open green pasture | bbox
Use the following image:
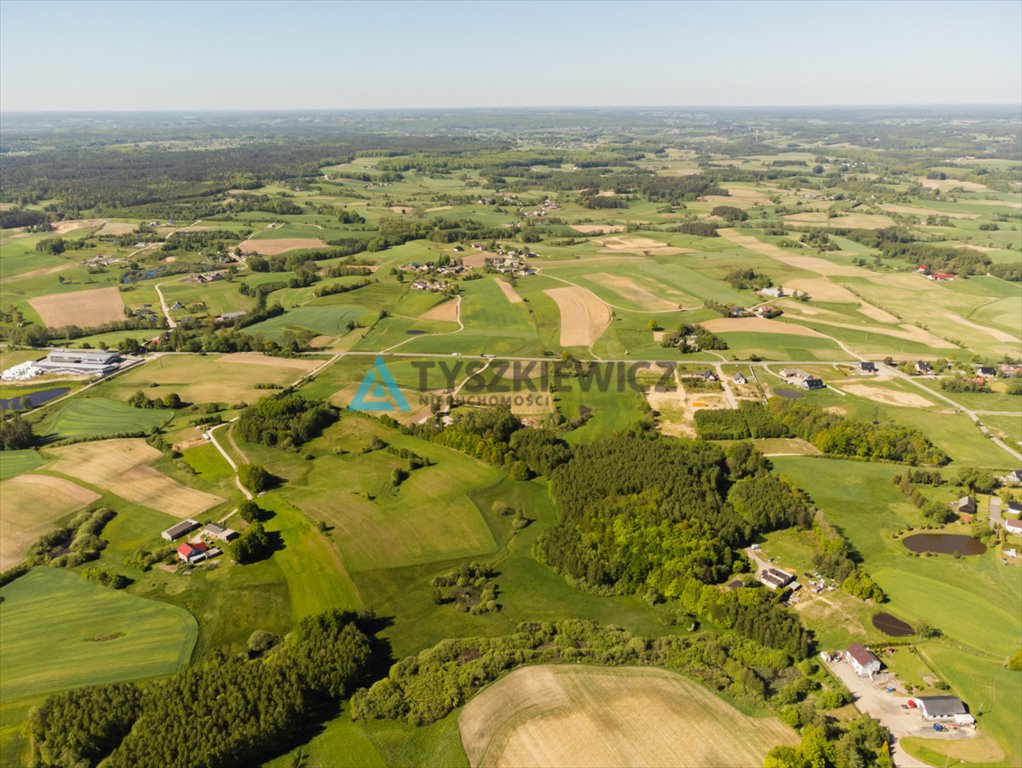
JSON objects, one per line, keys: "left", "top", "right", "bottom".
{"left": 32, "top": 395, "right": 170, "bottom": 443}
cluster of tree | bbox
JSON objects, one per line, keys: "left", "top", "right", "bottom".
{"left": 35, "top": 237, "right": 67, "bottom": 254}
{"left": 161, "top": 229, "right": 241, "bottom": 252}
{"left": 765, "top": 714, "right": 892, "bottom": 768}
{"left": 430, "top": 561, "right": 500, "bottom": 614}
{"left": 124, "top": 543, "right": 176, "bottom": 571}
{"left": 839, "top": 227, "right": 992, "bottom": 275}
{"left": 351, "top": 618, "right": 808, "bottom": 727}
{"left": 583, "top": 194, "right": 628, "bottom": 209}
{"left": 694, "top": 402, "right": 790, "bottom": 441}
{"left": 507, "top": 428, "right": 572, "bottom": 476}
{"left": 82, "top": 567, "right": 131, "bottom": 589}
{"left": 127, "top": 389, "right": 183, "bottom": 409}
{"left": 939, "top": 376, "right": 991, "bottom": 393}
{"left": 312, "top": 278, "right": 372, "bottom": 299}
{"left": 238, "top": 463, "right": 274, "bottom": 494}
{"left": 29, "top": 610, "right": 376, "bottom": 768}
{"left": 660, "top": 323, "right": 728, "bottom": 352}
{"left": 711, "top": 205, "right": 748, "bottom": 221}
{"left": 230, "top": 522, "right": 277, "bottom": 565}
{"left": 238, "top": 498, "right": 273, "bottom": 523}
{"left": 893, "top": 472, "right": 956, "bottom": 524}
{"left": 23, "top": 508, "right": 116, "bottom": 570}
{"left": 0, "top": 413, "right": 34, "bottom": 450}
{"left": 415, "top": 406, "right": 523, "bottom": 469}
{"left": 235, "top": 393, "right": 339, "bottom": 449}
{"left": 226, "top": 195, "right": 303, "bottom": 215}
{"left": 725, "top": 268, "right": 773, "bottom": 291}
{"left": 799, "top": 229, "right": 839, "bottom": 251}
{"left": 989, "top": 262, "right": 1022, "bottom": 281}
{"left": 677, "top": 221, "right": 719, "bottom": 237}
{"left": 0, "top": 208, "right": 49, "bottom": 229}
{"left": 766, "top": 398, "right": 948, "bottom": 465}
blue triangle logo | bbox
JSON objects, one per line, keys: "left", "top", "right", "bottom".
{"left": 350, "top": 356, "right": 411, "bottom": 412}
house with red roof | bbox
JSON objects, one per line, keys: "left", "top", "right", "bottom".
{"left": 845, "top": 643, "right": 881, "bottom": 677}
{"left": 177, "top": 541, "right": 208, "bottom": 563}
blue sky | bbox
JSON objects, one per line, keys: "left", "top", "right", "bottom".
{"left": 1, "top": 0, "right": 1020, "bottom": 111}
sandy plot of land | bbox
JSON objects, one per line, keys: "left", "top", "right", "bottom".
{"left": 461, "top": 250, "right": 494, "bottom": 268}
{"left": 47, "top": 439, "right": 222, "bottom": 518}
{"left": 0, "top": 475, "right": 101, "bottom": 571}
{"left": 919, "top": 178, "right": 988, "bottom": 192}
{"left": 596, "top": 236, "right": 690, "bottom": 255}
{"left": 459, "top": 665, "right": 796, "bottom": 768}
{"left": 544, "top": 287, "right": 611, "bottom": 347}
{"left": 699, "top": 316, "right": 825, "bottom": 337}
{"left": 588, "top": 273, "right": 678, "bottom": 311}
{"left": 942, "top": 312, "right": 1020, "bottom": 344}
{"left": 418, "top": 297, "right": 462, "bottom": 322}
{"left": 704, "top": 186, "right": 774, "bottom": 207}
{"left": 785, "top": 211, "right": 895, "bottom": 229}
{"left": 95, "top": 221, "right": 138, "bottom": 235}
{"left": 425, "top": 205, "right": 451, "bottom": 212}
{"left": 49, "top": 219, "right": 105, "bottom": 234}
{"left": 237, "top": 238, "right": 326, "bottom": 255}
{"left": 879, "top": 204, "right": 979, "bottom": 220}
{"left": 388, "top": 206, "right": 415, "bottom": 214}
{"left": 571, "top": 224, "right": 627, "bottom": 234}
{"left": 215, "top": 352, "right": 321, "bottom": 371}
{"left": 494, "top": 280, "right": 523, "bottom": 304}
{"left": 717, "top": 229, "right": 868, "bottom": 277}
{"left": 29, "top": 286, "right": 126, "bottom": 329}
{"left": 842, "top": 384, "right": 934, "bottom": 408}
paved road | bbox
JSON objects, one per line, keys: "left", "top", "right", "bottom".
{"left": 989, "top": 496, "right": 1003, "bottom": 531}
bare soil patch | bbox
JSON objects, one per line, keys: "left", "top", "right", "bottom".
{"left": 418, "top": 298, "right": 462, "bottom": 322}
{"left": 0, "top": 475, "right": 101, "bottom": 570}
{"left": 493, "top": 280, "right": 523, "bottom": 304}
{"left": 544, "top": 287, "right": 611, "bottom": 347}
{"left": 589, "top": 273, "right": 679, "bottom": 311}
{"left": 47, "top": 439, "right": 223, "bottom": 517}
{"left": 699, "top": 317, "right": 825, "bottom": 337}
{"left": 459, "top": 665, "right": 797, "bottom": 768}
{"left": 95, "top": 221, "right": 139, "bottom": 235}
{"left": 841, "top": 384, "right": 934, "bottom": 408}
{"left": 237, "top": 238, "right": 326, "bottom": 255}
{"left": 595, "top": 236, "right": 690, "bottom": 255}
{"left": 571, "top": 224, "right": 627, "bottom": 234}
{"left": 49, "top": 219, "right": 105, "bottom": 234}
{"left": 29, "top": 286, "right": 126, "bottom": 329}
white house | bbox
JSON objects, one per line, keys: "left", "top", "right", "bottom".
{"left": 910, "top": 696, "right": 974, "bottom": 724}
{"left": 1004, "top": 518, "right": 1022, "bottom": 535}
{"left": 845, "top": 643, "right": 881, "bottom": 677}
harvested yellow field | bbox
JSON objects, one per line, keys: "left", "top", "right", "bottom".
{"left": 544, "top": 287, "right": 611, "bottom": 347}
{"left": 237, "top": 237, "right": 326, "bottom": 255}
{"left": 0, "top": 475, "right": 101, "bottom": 570}
{"left": 588, "top": 273, "right": 679, "bottom": 311}
{"left": 704, "top": 186, "right": 774, "bottom": 207}
{"left": 785, "top": 211, "right": 895, "bottom": 229}
{"left": 48, "top": 218, "right": 105, "bottom": 234}
{"left": 459, "top": 665, "right": 797, "bottom": 768}
{"left": 95, "top": 221, "right": 139, "bottom": 235}
{"left": 857, "top": 303, "right": 900, "bottom": 324}
{"left": 699, "top": 317, "right": 825, "bottom": 337}
{"left": 842, "top": 384, "right": 934, "bottom": 409}
{"left": 571, "top": 224, "right": 627, "bottom": 234}
{"left": 493, "top": 280, "right": 523, "bottom": 304}
{"left": 217, "top": 352, "right": 320, "bottom": 371}
{"left": 879, "top": 204, "right": 979, "bottom": 219}
{"left": 29, "top": 286, "right": 126, "bottom": 329}
{"left": 783, "top": 278, "right": 859, "bottom": 304}
{"left": 596, "top": 236, "right": 690, "bottom": 255}
{"left": 6, "top": 263, "right": 76, "bottom": 282}
{"left": 941, "top": 312, "right": 1020, "bottom": 344}
{"left": 780, "top": 305, "right": 956, "bottom": 348}
{"left": 418, "top": 297, "right": 462, "bottom": 322}
{"left": 47, "top": 439, "right": 223, "bottom": 518}
{"left": 918, "top": 177, "right": 988, "bottom": 192}
{"left": 388, "top": 206, "right": 415, "bottom": 214}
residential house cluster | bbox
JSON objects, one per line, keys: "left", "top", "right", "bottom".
{"left": 163, "top": 520, "right": 238, "bottom": 565}
{"left": 780, "top": 368, "right": 826, "bottom": 390}
{"left": 401, "top": 260, "right": 465, "bottom": 277}
{"left": 191, "top": 270, "right": 227, "bottom": 284}
{"left": 411, "top": 279, "right": 454, "bottom": 293}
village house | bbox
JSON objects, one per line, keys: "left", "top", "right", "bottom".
{"left": 758, "top": 286, "right": 785, "bottom": 298}
{"left": 858, "top": 361, "right": 877, "bottom": 374}
{"left": 910, "top": 696, "right": 974, "bottom": 724}
{"left": 914, "top": 361, "right": 933, "bottom": 375}
{"left": 1004, "top": 518, "right": 1022, "bottom": 535}
{"left": 956, "top": 496, "right": 977, "bottom": 515}
{"left": 998, "top": 468, "right": 1022, "bottom": 486}
{"left": 801, "top": 376, "right": 825, "bottom": 390}
{"left": 975, "top": 365, "right": 996, "bottom": 377}
{"left": 215, "top": 311, "right": 247, "bottom": 324}
{"left": 733, "top": 372, "right": 748, "bottom": 385}
{"left": 845, "top": 643, "right": 881, "bottom": 677}
{"left": 177, "top": 541, "right": 208, "bottom": 563}
{"left": 1006, "top": 500, "right": 1022, "bottom": 515}
{"left": 161, "top": 519, "right": 201, "bottom": 541}
{"left": 758, "top": 567, "right": 794, "bottom": 589}
{"left": 203, "top": 523, "right": 239, "bottom": 543}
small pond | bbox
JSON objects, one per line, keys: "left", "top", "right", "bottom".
{"left": 902, "top": 533, "right": 986, "bottom": 556}
{"left": 405, "top": 330, "right": 427, "bottom": 335}
{"left": 872, "top": 612, "right": 914, "bottom": 637}
{"left": 0, "top": 387, "right": 70, "bottom": 411}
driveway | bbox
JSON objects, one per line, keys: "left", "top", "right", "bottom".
{"left": 989, "top": 495, "right": 1002, "bottom": 531}
{"left": 825, "top": 654, "right": 976, "bottom": 768}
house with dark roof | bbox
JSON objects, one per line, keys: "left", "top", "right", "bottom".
{"left": 956, "top": 496, "right": 977, "bottom": 515}
{"left": 857, "top": 361, "right": 877, "bottom": 374}
{"left": 203, "top": 522, "right": 238, "bottom": 542}
{"left": 915, "top": 361, "right": 933, "bottom": 375}
{"left": 845, "top": 643, "right": 881, "bottom": 677}
{"left": 758, "top": 567, "right": 794, "bottom": 590}
{"left": 161, "top": 519, "right": 200, "bottom": 541}
{"left": 910, "top": 696, "right": 974, "bottom": 724}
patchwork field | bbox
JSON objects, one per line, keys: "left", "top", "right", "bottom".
{"left": 0, "top": 475, "right": 100, "bottom": 570}
{"left": 237, "top": 237, "right": 327, "bottom": 254}
{"left": 544, "top": 286, "right": 611, "bottom": 348}
{"left": 46, "top": 439, "right": 223, "bottom": 517}
{"left": 28, "top": 286, "right": 126, "bottom": 328}
{"left": 0, "top": 567, "right": 197, "bottom": 700}
{"left": 459, "top": 665, "right": 797, "bottom": 768}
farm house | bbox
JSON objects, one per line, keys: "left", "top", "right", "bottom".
{"left": 845, "top": 643, "right": 881, "bottom": 677}
{"left": 910, "top": 696, "right": 975, "bottom": 724}
{"left": 177, "top": 542, "right": 208, "bottom": 563}
{"left": 161, "top": 519, "right": 201, "bottom": 541}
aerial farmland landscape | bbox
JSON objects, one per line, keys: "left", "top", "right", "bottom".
{"left": 0, "top": 2, "right": 1020, "bottom": 767}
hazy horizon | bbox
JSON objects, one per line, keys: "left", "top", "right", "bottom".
{"left": 2, "top": 0, "right": 1020, "bottom": 113}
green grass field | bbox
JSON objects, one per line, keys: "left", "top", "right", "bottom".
{"left": 0, "top": 567, "right": 197, "bottom": 700}
{"left": 0, "top": 449, "right": 46, "bottom": 480}
{"left": 32, "top": 396, "right": 170, "bottom": 443}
